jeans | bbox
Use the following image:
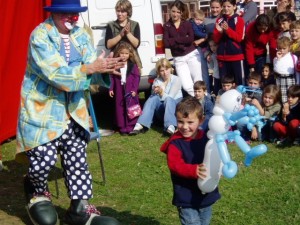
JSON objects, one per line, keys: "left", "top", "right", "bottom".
{"left": 198, "top": 47, "right": 210, "bottom": 93}
{"left": 177, "top": 206, "right": 212, "bottom": 225}
{"left": 236, "top": 121, "right": 251, "bottom": 141}
{"left": 137, "top": 95, "right": 181, "bottom": 130}
{"left": 174, "top": 49, "right": 202, "bottom": 96}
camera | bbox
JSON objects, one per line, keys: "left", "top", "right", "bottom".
{"left": 218, "top": 18, "right": 224, "bottom": 26}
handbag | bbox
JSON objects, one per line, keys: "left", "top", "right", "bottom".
{"left": 125, "top": 94, "right": 142, "bottom": 119}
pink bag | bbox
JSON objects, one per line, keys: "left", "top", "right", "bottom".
{"left": 126, "top": 94, "right": 142, "bottom": 119}
{"left": 127, "top": 103, "right": 142, "bottom": 119}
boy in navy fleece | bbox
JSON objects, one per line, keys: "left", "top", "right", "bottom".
{"left": 194, "top": 81, "right": 214, "bottom": 131}
{"left": 160, "top": 97, "right": 220, "bottom": 225}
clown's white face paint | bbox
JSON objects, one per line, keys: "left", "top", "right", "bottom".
{"left": 64, "top": 22, "right": 75, "bottom": 31}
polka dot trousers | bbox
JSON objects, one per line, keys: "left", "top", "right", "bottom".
{"left": 25, "top": 119, "right": 93, "bottom": 200}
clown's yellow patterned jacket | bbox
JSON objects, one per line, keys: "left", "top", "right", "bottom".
{"left": 16, "top": 16, "right": 108, "bottom": 161}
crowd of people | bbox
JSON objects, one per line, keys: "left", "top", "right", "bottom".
{"left": 108, "top": 1, "right": 299, "bottom": 224}
{"left": 120, "top": 0, "right": 300, "bottom": 146}
{"left": 14, "top": 0, "right": 300, "bottom": 225}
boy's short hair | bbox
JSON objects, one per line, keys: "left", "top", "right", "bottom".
{"left": 276, "top": 12, "right": 292, "bottom": 24}
{"left": 193, "top": 9, "right": 205, "bottom": 19}
{"left": 290, "top": 20, "right": 300, "bottom": 30}
{"left": 248, "top": 71, "right": 261, "bottom": 83}
{"left": 277, "top": 36, "right": 291, "bottom": 49}
{"left": 287, "top": 84, "right": 300, "bottom": 98}
{"left": 194, "top": 81, "right": 207, "bottom": 91}
{"left": 221, "top": 75, "right": 235, "bottom": 84}
{"left": 176, "top": 96, "right": 203, "bottom": 120}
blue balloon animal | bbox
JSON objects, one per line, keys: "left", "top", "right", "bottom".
{"left": 198, "top": 86, "right": 268, "bottom": 193}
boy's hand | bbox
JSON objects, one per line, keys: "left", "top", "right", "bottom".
{"left": 251, "top": 98, "right": 259, "bottom": 107}
{"left": 131, "top": 91, "right": 136, "bottom": 97}
{"left": 282, "top": 102, "right": 290, "bottom": 115}
{"left": 251, "top": 127, "right": 258, "bottom": 140}
{"left": 197, "top": 163, "right": 207, "bottom": 179}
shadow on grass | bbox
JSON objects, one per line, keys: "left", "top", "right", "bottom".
{"left": 0, "top": 160, "right": 66, "bottom": 224}
{"left": 99, "top": 206, "right": 160, "bottom": 225}
{"left": 0, "top": 160, "right": 159, "bottom": 225}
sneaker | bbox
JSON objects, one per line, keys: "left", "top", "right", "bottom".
{"left": 166, "top": 125, "right": 175, "bottom": 135}
{"left": 276, "top": 138, "right": 290, "bottom": 146}
{"left": 276, "top": 139, "right": 284, "bottom": 145}
{"left": 129, "top": 123, "right": 147, "bottom": 135}
{"left": 293, "top": 138, "right": 300, "bottom": 145}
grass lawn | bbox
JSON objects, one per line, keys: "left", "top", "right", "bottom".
{"left": 0, "top": 94, "right": 299, "bottom": 224}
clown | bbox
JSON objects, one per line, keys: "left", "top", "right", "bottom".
{"left": 16, "top": 0, "right": 123, "bottom": 225}
{"left": 198, "top": 86, "right": 267, "bottom": 193}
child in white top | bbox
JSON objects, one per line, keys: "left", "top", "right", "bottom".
{"left": 273, "top": 36, "right": 297, "bottom": 102}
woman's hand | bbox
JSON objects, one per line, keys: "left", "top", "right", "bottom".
{"left": 220, "top": 21, "right": 229, "bottom": 30}
{"left": 197, "top": 163, "right": 207, "bottom": 179}
{"left": 215, "top": 22, "right": 223, "bottom": 32}
{"left": 109, "top": 90, "right": 114, "bottom": 98}
{"left": 153, "top": 86, "right": 161, "bottom": 95}
{"left": 124, "top": 22, "right": 131, "bottom": 35}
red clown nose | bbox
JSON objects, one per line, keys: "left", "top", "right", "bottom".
{"left": 71, "top": 15, "right": 79, "bottom": 22}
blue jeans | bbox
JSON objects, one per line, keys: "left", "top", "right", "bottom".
{"left": 137, "top": 95, "right": 181, "bottom": 130}
{"left": 177, "top": 206, "right": 212, "bottom": 225}
{"left": 198, "top": 47, "right": 210, "bottom": 93}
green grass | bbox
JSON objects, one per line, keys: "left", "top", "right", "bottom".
{"left": 0, "top": 94, "right": 299, "bottom": 224}
{"left": 0, "top": 129, "right": 299, "bottom": 225}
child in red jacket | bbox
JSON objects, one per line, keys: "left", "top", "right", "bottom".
{"left": 245, "top": 14, "right": 274, "bottom": 74}
{"left": 161, "top": 97, "right": 220, "bottom": 225}
{"left": 273, "top": 84, "right": 300, "bottom": 145}
{"left": 213, "top": 0, "right": 245, "bottom": 85}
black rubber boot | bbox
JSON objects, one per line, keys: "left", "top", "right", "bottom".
{"left": 65, "top": 200, "right": 121, "bottom": 225}
{"left": 24, "top": 175, "right": 58, "bottom": 225}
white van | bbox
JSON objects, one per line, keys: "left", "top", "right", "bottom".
{"left": 80, "top": 0, "right": 166, "bottom": 93}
